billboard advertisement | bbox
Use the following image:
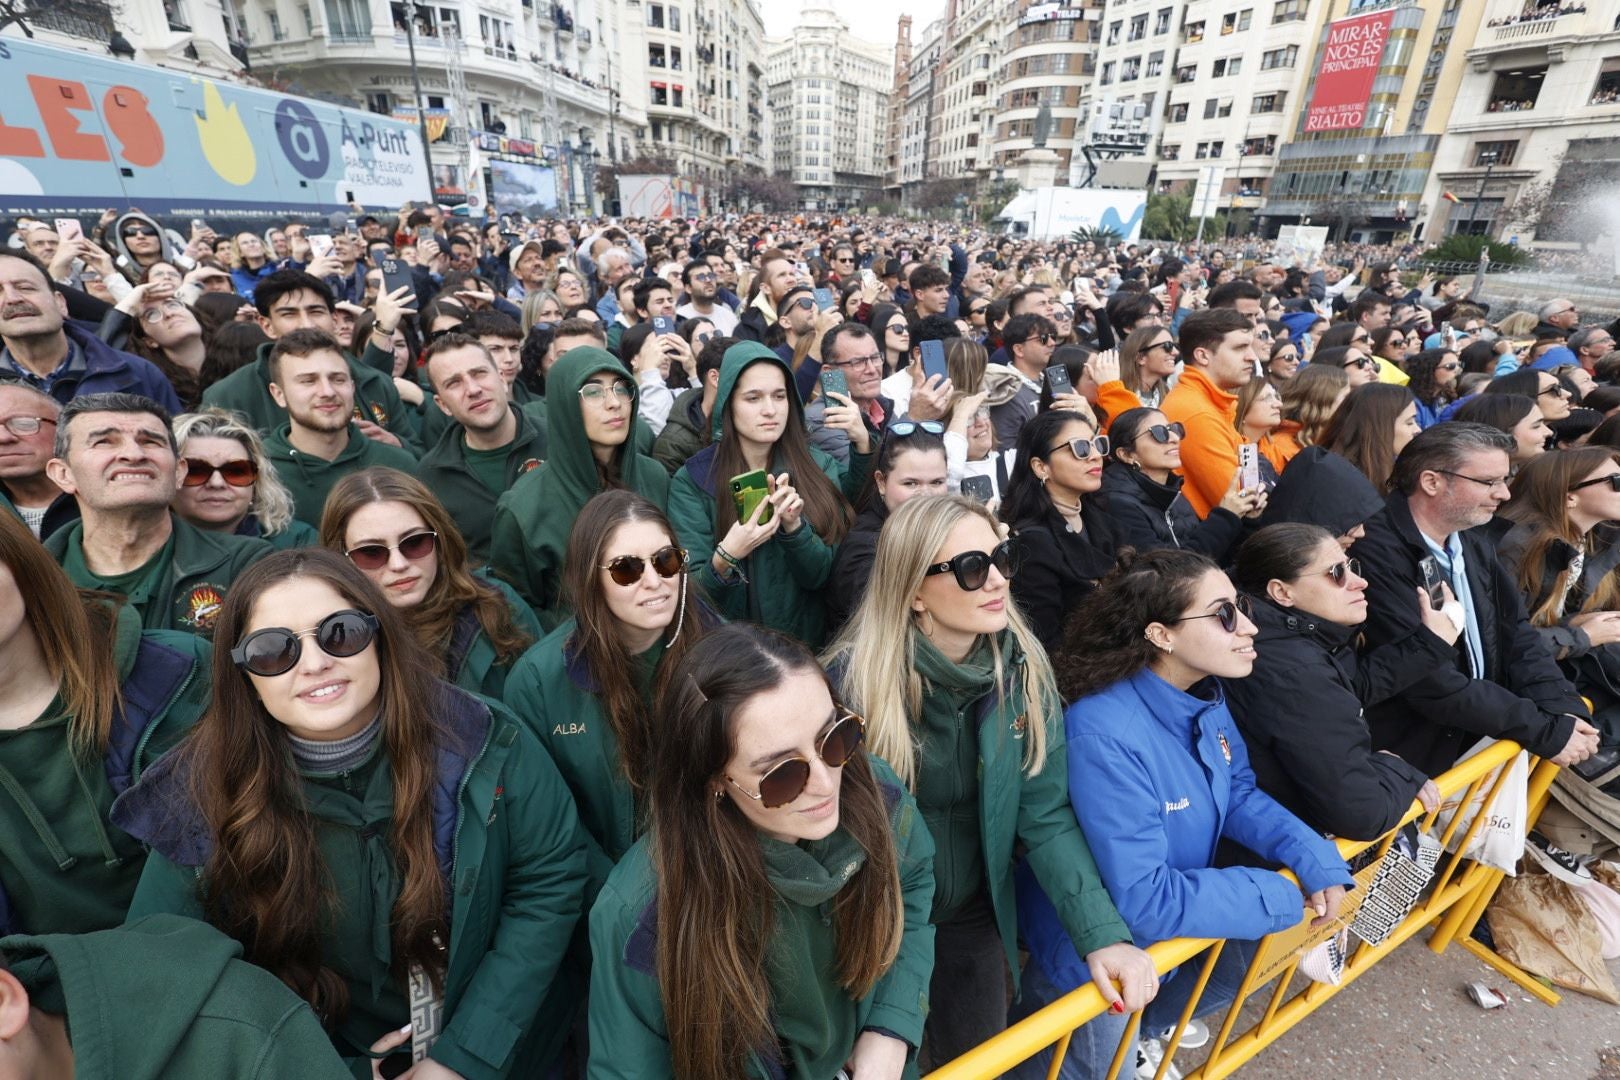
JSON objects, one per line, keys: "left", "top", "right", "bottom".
{"left": 617, "top": 175, "right": 705, "bottom": 219}
{"left": 0, "top": 36, "right": 429, "bottom": 218}
{"left": 490, "top": 159, "right": 559, "bottom": 216}
{"left": 1304, "top": 10, "right": 1396, "bottom": 133}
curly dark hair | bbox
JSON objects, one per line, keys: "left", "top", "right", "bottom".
{"left": 1406, "top": 348, "right": 1459, "bottom": 409}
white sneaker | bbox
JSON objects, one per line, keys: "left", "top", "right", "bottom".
{"left": 1155, "top": 1018, "right": 1209, "bottom": 1049}
{"left": 1135, "top": 1037, "right": 1185, "bottom": 1080}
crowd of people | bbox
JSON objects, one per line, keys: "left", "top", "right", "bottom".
{"left": 2, "top": 202, "right": 1619, "bottom": 1080}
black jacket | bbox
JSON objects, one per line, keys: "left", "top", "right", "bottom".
{"left": 827, "top": 502, "right": 887, "bottom": 632}
{"left": 1010, "top": 500, "right": 1120, "bottom": 654}
{"left": 1094, "top": 461, "right": 1243, "bottom": 562}
{"left": 1349, "top": 491, "right": 1585, "bottom": 775}
{"left": 1224, "top": 595, "right": 1453, "bottom": 840}
{"left": 1261, "top": 446, "right": 1385, "bottom": 537}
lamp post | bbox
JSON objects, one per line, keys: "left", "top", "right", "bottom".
{"left": 1467, "top": 150, "right": 1499, "bottom": 238}
{"left": 401, "top": 0, "right": 436, "bottom": 184}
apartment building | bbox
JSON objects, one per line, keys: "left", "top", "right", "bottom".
{"left": 989, "top": 0, "right": 1101, "bottom": 186}
{"left": 765, "top": 4, "right": 894, "bottom": 209}
{"left": 638, "top": 0, "right": 768, "bottom": 182}
{"left": 899, "top": 18, "right": 946, "bottom": 201}
{"left": 13, "top": 0, "right": 247, "bottom": 75}
{"left": 1087, "top": 0, "right": 1187, "bottom": 187}
{"left": 932, "top": 0, "right": 1003, "bottom": 183}
{"left": 884, "top": 15, "right": 914, "bottom": 199}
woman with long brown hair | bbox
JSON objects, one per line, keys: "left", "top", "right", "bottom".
{"left": 668, "top": 341, "right": 869, "bottom": 647}
{"left": 588, "top": 622, "right": 934, "bottom": 1080}
{"left": 321, "top": 466, "right": 537, "bottom": 700}
{"left": 1272, "top": 361, "right": 1350, "bottom": 467}
{"left": 115, "top": 548, "right": 589, "bottom": 1078}
{"left": 0, "top": 510, "right": 210, "bottom": 936}
{"left": 1119, "top": 323, "right": 1179, "bottom": 410}
{"left": 1321, "top": 383, "right": 1421, "bottom": 493}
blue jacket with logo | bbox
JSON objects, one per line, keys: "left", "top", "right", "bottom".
{"left": 1018, "top": 667, "right": 1351, "bottom": 992}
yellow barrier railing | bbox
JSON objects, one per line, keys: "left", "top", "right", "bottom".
{"left": 926, "top": 740, "right": 1553, "bottom": 1080}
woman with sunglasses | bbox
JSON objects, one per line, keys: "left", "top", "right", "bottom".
{"left": 1021, "top": 550, "right": 1352, "bottom": 1076}
{"left": 1001, "top": 410, "right": 1122, "bottom": 653}
{"left": 1453, "top": 393, "right": 1550, "bottom": 468}
{"left": 1119, "top": 325, "right": 1178, "bottom": 410}
{"left": 668, "top": 341, "right": 865, "bottom": 648}
{"left": 1407, "top": 348, "right": 1462, "bottom": 429}
{"left": 324, "top": 467, "right": 537, "bottom": 699}
{"left": 1489, "top": 367, "right": 1575, "bottom": 423}
{"left": 1320, "top": 383, "right": 1421, "bottom": 493}
{"left": 1370, "top": 326, "right": 1412, "bottom": 379}
{"left": 870, "top": 303, "right": 912, "bottom": 377}
{"left": 1225, "top": 524, "right": 1457, "bottom": 840}
{"left": 1273, "top": 362, "right": 1350, "bottom": 467}
{"left": 1099, "top": 407, "right": 1257, "bottom": 561}
{"left": 490, "top": 347, "right": 671, "bottom": 626}
{"left": 116, "top": 549, "right": 589, "bottom": 1078}
{"left": 825, "top": 495, "right": 1153, "bottom": 1070}
{"left": 590, "top": 623, "right": 933, "bottom": 1080}
{"left": 0, "top": 510, "right": 210, "bottom": 935}
{"left": 172, "top": 408, "right": 317, "bottom": 551}
{"left": 1266, "top": 338, "right": 1300, "bottom": 383}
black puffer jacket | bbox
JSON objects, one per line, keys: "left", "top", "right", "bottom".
{"left": 1261, "top": 446, "right": 1384, "bottom": 538}
{"left": 1009, "top": 499, "right": 1120, "bottom": 654}
{"left": 1224, "top": 595, "right": 1454, "bottom": 840}
{"left": 1094, "top": 461, "right": 1243, "bottom": 561}
{"left": 826, "top": 501, "right": 887, "bottom": 633}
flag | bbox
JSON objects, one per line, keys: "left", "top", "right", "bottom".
{"left": 1442, "top": 191, "right": 1462, "bottom": 204}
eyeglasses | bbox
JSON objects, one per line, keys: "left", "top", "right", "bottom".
{"left": 787, "top": 297, "right": 816, "bottom": 312}
{"left": 1052, "top": 434, "right": 1110, "bottom": 460}
{"left": 424, "top": 323, "right": 466, "bottom": 346}
{"left": 140, "top": 299, "right": 188, "bottom": 323}
{"left": 888, "top": 420, "right": 945, "bottom": 438}
{"left": 579, "top": 381, "right": 634, "bottom": 402}
{"left": 725, "top": 710, "right": 866, "bottom": 809}
{"left": 688, "top": 271, "right": 716, "bottom": 283}
{"left": 1435, "top": 469, "right": 1510, "bottom": 491}
{"left": 925, "top": 537, "right": 1025, "bottom": 591}
{"left": 230, "top": 609, "right": 380, "bottom": 678}
{"left": 1321, "top": 557, "right": 1363, "bottom": 587}
{"left": 1037, "top": 333, "right": 1057, "bottom": 345}
{"left": 0, "top": 415, "right": 57, "bottom": 436}
{"left": 1538, "top": 383, "right": 1570, "bottom": 398}
{"left": 1136, "top": 421, "right": 1185, "bottom": 444}
{"left": 122, "top": 226, "right": 159, "bottom": 238}
{"left": 345, "top": 530, "right": 438, "bottom": 571}
{"left": 601, "top": 544, "right": 686, "bottom": 586}
{"left": 834, "top": 256, "right": 855, "bottom": 264}
{"left": 1571, "top": 473, "right": 1620, "bottom": 493}
{"left": 1342, "top": 356, "right": 1374, "bottom": 371}
{"left": 181, "top": 458, "right": 258, "bottom": 487}
{"left": 825, "top": 351, "right": 884, "bottom": 370}
{"left": 1167, "top": 594, "right": 1253, "bottom": 633}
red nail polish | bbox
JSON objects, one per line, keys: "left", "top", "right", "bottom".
{"left": 1110, "top": 1002, "right": 1124, "bottom": 1014}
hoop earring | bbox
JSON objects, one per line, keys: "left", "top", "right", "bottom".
{"left": 916, "top": 609, "right": 936, "bottom": 638}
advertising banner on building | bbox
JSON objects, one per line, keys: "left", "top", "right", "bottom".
{"left": 1304, "top": 9, "right": 1396, "bottom": 133}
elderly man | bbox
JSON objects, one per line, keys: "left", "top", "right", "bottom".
{"left": 593, "top": 247, "right": 635, "bottom": 323}
{"left": 1568, "top": 326, "right": 1615, "bottom": 375}
{"left": 1536, "top": 299, "right": 1581, "bottom": 338}
{"left": 0, "top": 380, "right": 75, "bottom": 537}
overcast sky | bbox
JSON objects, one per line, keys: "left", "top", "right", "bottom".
{"left": 762, "top": 0, "right": 944, "bottom": 47}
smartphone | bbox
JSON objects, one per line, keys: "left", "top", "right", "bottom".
{"left": 1044, "top": 361, "right": 1073, "bottom": 397}
{"left": 308, "top": 233, "right": 335, "bottom": 260}
{"left": 1419, "top": 556, "right": 1446, "bottom": 611}
{"left": 54, "top": 218, "right": 83, "bottom": 243}
{"left": 814, "top": 287, "right": 835, "bottom": 311}
{"left": 415, "top": 225, "right": 435, "bottom": 243}
{"left": 961, "top": 475, "right": 994, "bottom": 503}
{"left": 1237, "top": 443, "right": 1260, "bottom": 492}
{"left": 919, "top": 339, "right": 949, "bottom": 384}
{"left": 189, "top": 217, "right": 207, "bottom": 236}
{"left": 379, "top": 257, "right": 415, "bottom": 301}
{"left": 860, "top": 268, "right": 878, "bottom": 289}
{"left": 729, "top": 469, "right": 773, "bottom": 526}
{"left": 819, "top": 367, "right": 849, "bottom": 402}
{"left": 651, "top": 314, "right": 677, "bottom": 336}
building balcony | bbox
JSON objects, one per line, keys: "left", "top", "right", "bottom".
{"left": 1485, "top": 8, "right": 1578, "bottom": 41}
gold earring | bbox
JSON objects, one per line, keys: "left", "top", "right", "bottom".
{"left": 916, "top": 609, "right": 936, "bottom": 637}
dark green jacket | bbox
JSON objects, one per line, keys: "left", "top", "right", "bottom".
{"left": 234, "top": 513, "right": 319, "bottom": 551}
{"left": 116, "top": 684, "right": 590, "bottom": 1080}
{"left": 2, "top": 914, "right": 351, "bottom": 1080}
{"left": 47, "top": 514, "right": 271, "bottom": 635}
{"left": 450, "top": 576, "right": 543, "bottom": 700}
{"left": 650, "top": 385, "right": 707, "bottom": 475}
{"left": 667, "top": 342, "right": 870, "bottom": 648}
{"left": 488, "top": 348, "right": 670, "bottom": 626}
{"left": 263, "top": 423, "right": 419, "bottom": 527}
{"left": 417, "top": 378, "right": 538, "bottom": 452}
{"left": 0, "top": 604, "right": 209, "bottom": 935}
{"left": 586, "top": 755, "right": 936, "bottom": 1079}
{"left": 417, "top": 402, "right": 550, "bottom": 563}
{"left": 200, "top": 340, "right": 418, "bottom": 447}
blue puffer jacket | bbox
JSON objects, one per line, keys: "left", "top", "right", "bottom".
{"left": 1018, "top": 667, "right": 1351, "bottom": 992}
{"left": 53, "top": 321, "right": 183, "bottom": 413}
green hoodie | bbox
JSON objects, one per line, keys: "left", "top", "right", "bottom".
{"left": 201, "top": 340, "right": 419, "bottom": 447}
{"left": 586, "top": 755, "right": 936, "bottom": 1079}
{"left": 488, "top": 348, "right": 670, "bottom": 625}
{"left": 1, "top": 914, "right": 351, "bottom": 1080}
{"left": 0, "top": 605, "right": 209, "bottom": 935}
{"left": 416, "top": 402, "right": 550, "bottom": 563}
{"left": 263, "top": 422, "right": 420, "bottom": 527}
{"left": 666, "top": 342, "right": 871, "bottom": 648}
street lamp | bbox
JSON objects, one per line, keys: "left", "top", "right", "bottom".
{"left": 1467, "top": 150, "right": 1500, "bottom": 238}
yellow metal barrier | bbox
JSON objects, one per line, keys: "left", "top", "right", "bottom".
{"left": 925, "top": 740, "right": 1552, "bottom": 1080}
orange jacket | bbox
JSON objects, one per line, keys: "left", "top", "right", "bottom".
{"left": 1096, "top": 380, "right": 1142, "bottom": 431}
{"left": 1255, "top": 432, "right": 1290, "bottom": 476}
{"left": 1161, "top": 365, "right": 1241, "bottom": 518}
{"left": 1270, "top": 420, "right": 1305, "bottom": 470}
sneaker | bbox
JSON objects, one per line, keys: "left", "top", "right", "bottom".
{"left": 1525, "top": 831, "right": 1593, "bottom": 885}
{"left": 1154, "top": 1018, "right": 1210, "bottom": 1050}
{"left": 1135, "top": 1037, "right": 1185, "bottom": 1080}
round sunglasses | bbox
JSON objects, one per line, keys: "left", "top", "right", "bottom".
{"left": 230, "top": 609, "right": 380, "bottom": 677}
{"left": 601, "top": 544, "right": 686, "bottom": 586}
{"left": 345, "top": 530, "right": 438, "bottom": 571}
{"left": 1167, "top": 594, "right": 1254, "bottom": 633}
{"left": 181, "top": 458, "right": 258, "bottom": 487}
{"left": 726, "top": 710, "right": 866, "bottom": 808}
{"left": 925, "top": 537, "right": 1025, "bottom": 591}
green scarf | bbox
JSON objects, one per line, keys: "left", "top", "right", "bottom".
{"left": 760, "top": 824, "right": 869, "bottom": 908}
{"left": 911, "top": 629, "right": 1007, "bottom": 701}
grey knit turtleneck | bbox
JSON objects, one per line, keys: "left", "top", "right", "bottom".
{"left": 288, "top": 712, "right": 382, "bottom": 775}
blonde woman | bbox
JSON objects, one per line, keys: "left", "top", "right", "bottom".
{"left": 822, "top": 494, "right": 1155, "bottom": 1070}
{"left": 521, "top": 288, "right": 565, "bottom": 334}
{"left": 172, "top": 408, "right": 316, "bottom": 550}
{"left": 1273, "top": 361, "right": 1350, "bottom": 467}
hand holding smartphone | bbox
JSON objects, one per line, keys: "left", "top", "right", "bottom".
{"left": 1419, "top": 556, "right": 1446, "bottom": 611}
{"left": 1237, "top": 444, "right": 1261, "bottom": 492}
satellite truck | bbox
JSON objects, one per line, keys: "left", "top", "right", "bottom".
{"left": 995, "top": 187, "right": 1147, "bottom": 243}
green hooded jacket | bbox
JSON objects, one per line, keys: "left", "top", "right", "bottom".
{"left": 416, "top": 378, "right": 538, "bottom": 453}
{"left": 263, "top": 423, "right": 420, "bottom": 527}
{"left": 201, "top": 340, "right": 419, "bottom": 447}
{"left": 488, "top": 348, "right": 670, "bottom": 626}
{"left": 47, "top": 513, "right": 271, "bottom": 636}
{"left": 450, "top": 575, "right": 543, "bottom": 700}
{"left": 0, "top": 604, "right": 209, "bottom": 936}
{"left": 1, "top": 914, "right": 351, "bottom": 1080}
{"left": 666, "top": 342, "right": 871, "bottom": 648}
{"left": 416, "top": 402, "right": 550, "bottom": 563}
{"left": 586, "top": 755, "right": 936, "bottom": 1079}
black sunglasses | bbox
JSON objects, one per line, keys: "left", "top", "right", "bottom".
{"left": 601, "top": 544, "right": 686, "bottom": 586}
{"left": 726, "top": 710, "right": 866, "bottom": 808}
{"left": 230, "top": 609, "right": 380, "bottom": 677}
{"left": 122, "top": 226, "right": 160, "bottom": 238}
{"left": 1167, "top": 594, "right": 1253, "bottom": 633}
{"left": 1538, "top": 383, "right": 1570, "bottom": 398}
{"left": 424, "top": 323, "right": 466, "bottom": 346}
{"left": 925, "top": 537, "right": 1025, "bottom": 591}
{"left": 1342, "top": 355, "right": 1374, "bottom": 371}
{"left": 1137, "top": 422, "right": 1185, "bottom": 444}
{"left": 1571, "top": 473, "right": 1620, "bottom": 493}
